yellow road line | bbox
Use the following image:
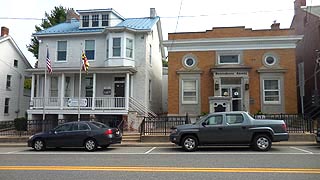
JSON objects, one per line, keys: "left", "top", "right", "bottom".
{"left": 0, "top": 166, "right": 319, "bottom": 174}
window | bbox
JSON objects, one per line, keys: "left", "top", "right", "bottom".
{"left": 219, "top": 55, "right": 239, "bottom": 64}
{"left": 50, "top": 77, "right": 58, "bottom": 97}
{"left": 6, "top": 75, "right": 11, "bottom": 88}
{"left": 112, "top": 38, "right": 121, "bottom": 57}
{"left": 85, "top": 77, "right": 93, "bottom": 97}
{"left": 55, "top": 123, "right": 73, "bottom": 133}
{"left": 4, "top": 98, "right": 9, "bottom": 114}
{"left": 57, "top": 41, "right": 67, "bottom": 61}
{"left": 149, "top": 44, "right": 152, "bottom": 65}
{"left": 226, "top": 114, "right": 244, "bottom": 124}
{"left": 85, "top": 40, "right": 95, "bottom": 60}
{"left": 126, "top": 38, "right": 133, "bottom": 58}
{"left": 149, "top": 79, "right": 152, "bottom": 101}
{"left": 14, "top": 59, "right": 18, "bottom": 68}
{"left": 102, "top": 14, "right": 109, "bottom": 26}
{"left": 182, "top": 80, "right": 198, "bottom": 104}
{"left": 106, "top": 39, "right": 109, "bottom": 58}
{"left": 72, "top": 123, "right": 90, "bottom": 131}
{"left": 92, "top": 14, "right": 99, "bottom": 27}
{"left": 263, "top": 79, "right": 280, "bottom": 104}
{"left": 206, "top": 115, "right": 223, "bottom": 125}
{"left": 82, "top": 15, "right": 89, "bottom": 27}
{"left": 264, "top": 55, "right": 277, "bottom": 66}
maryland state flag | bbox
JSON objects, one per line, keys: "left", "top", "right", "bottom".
{"left": 81, "top": 51, "right": 90, "bottom": 73}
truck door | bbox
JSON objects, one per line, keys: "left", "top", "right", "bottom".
{"left": 199, "top": 115, "right": 224, "bottom": 144}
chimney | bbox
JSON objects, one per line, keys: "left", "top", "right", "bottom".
{"left": 294, "top": 0, "right": 306, "bottom": 15}
{"left": 271, "top": 21, "right": 280, "bottom": 30}
{"left": 66, "top": 8, "right": 80, "bottom": 22}
{"left": 150, "top": 8, "right": 156, "bottom": 18}
{"left": 1, "top": 26, "right": 9, "bottom": 36}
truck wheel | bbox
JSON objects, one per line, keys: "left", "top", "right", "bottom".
{"left": 182, "top": 135, "right": 198, "bottom": 152}
{"left": 252, "top": 134, "right": 272, "bottom": 151}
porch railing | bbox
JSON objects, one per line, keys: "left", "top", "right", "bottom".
{"left": 31, "top": 97, "right": 126, "bottom": 110}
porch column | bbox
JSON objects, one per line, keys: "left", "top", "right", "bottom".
{"left": 92, "top": 73, "right": 96, "bottom": 110}
{"left": 36, "top": 75, "right": 40, "bottom": 97}
{"left": 125, "top": 73, "right": 130, "bottom": 111}
{"left": 30, "top": 74, "right": 35, "bottom": 109}
{"left": 60, "top": 73, "right": 65, "bottom": 109}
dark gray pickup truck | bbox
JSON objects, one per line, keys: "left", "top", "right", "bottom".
{"left": 169, "top": 111, "right": 289, "bottom": 151}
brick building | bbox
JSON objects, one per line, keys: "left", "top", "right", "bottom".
{"left": 163, "top": 24, "right": 302, "bottom": 116}
{"left": 291, "top": 0, "right": 320, "bottom": 119}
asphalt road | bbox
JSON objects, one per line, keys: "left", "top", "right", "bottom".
{"left": 0, "top": 146, "right": 320, "bottom": 180}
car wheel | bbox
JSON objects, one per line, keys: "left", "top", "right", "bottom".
{"left": 182, "top": 135, "right": 198, "bottom": 152}
{"left": 100, "top": 144, "right": 110, "bottom": 149}
{"left": 84, "top": 139, "right": 97, "bottom": 152}
{"left": 252, "top": 134, "right": 272, "bottom": 151}
{"left": 33, "top": 139, "right": 45, "bottom": 151}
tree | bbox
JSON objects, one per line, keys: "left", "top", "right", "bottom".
{"left": 27, "top": 6, "right": 67, "bottom": 59}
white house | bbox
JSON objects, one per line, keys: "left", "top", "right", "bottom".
{"left": 27, "top": 8, "right": 165, "bottom": 128}
{"left": 0, "top": 26, "right": 32, "bottom": 121}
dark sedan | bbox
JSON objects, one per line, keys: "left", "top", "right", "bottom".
{"left": 28, "top": 121, "right": 122, "bottom": 151}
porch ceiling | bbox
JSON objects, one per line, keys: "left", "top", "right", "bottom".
{"left": 26, "top": 66, "right": 137, "bottom": 74}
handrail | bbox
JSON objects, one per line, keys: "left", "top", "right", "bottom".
{"left": 129, "top": 97, "right": 157, "bottom": 118}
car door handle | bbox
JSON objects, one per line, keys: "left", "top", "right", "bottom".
{"left": 218, "top": 127, "right": 223, "bottom": 130}
{"left": 241, "top": 126, "right": 246, "bottom": 129}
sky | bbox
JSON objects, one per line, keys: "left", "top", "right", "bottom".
{"left": 1, "top": 0, "right": 320, "bottom": 67}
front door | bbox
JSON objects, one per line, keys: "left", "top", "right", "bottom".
{"left": 114, "top": 83, "right": 125, "bottom": 108}
{"left": 221, "top": 86, "right": 242, "bottom": 111}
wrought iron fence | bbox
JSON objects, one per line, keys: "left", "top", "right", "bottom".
{"left": 0, "top": 118, "right": 124, "bottom": 136}
{"left": 140, "top": 114, "right": 317, "bottom": 136}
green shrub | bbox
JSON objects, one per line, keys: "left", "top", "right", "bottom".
{"left": 14, "top": 117, "right": 27, "bottom": 131}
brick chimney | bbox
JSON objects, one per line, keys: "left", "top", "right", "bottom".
{"left": 271, "top": 21, "right": 280, "bottom": 30}
{"left": 294, "top": 0, "right": 306, "bottom": 15}
{"left": 150, "top": 8, "right": 156, "bottom": 18}
{"left": 66, "top": 8, "right": 80, "bottom": 22}
{"left": 1, "top": 26, "right": 9, "bottom": 36}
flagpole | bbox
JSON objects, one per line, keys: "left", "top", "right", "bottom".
{"left": 42, "top": 45, "right": 48, "bottom": 131}
{"left": 78, "top": 45, "right": 82, "bottom": 121}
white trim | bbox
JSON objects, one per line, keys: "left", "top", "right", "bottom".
{"left": 56, "top": 41, "right": 68, "bottom": 62}
{"left": 163, "top": 35, "right": 303, "bottom": 52}
{"left": 263, "top": 79, "right": 281, "bottom": 104}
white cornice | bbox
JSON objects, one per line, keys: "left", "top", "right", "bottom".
{"left": 163, "top": 35, "right": 303, "bottom": 52}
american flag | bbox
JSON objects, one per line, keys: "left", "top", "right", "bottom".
{"left": 46, "top": 48, "right": 52, "bottom": 74}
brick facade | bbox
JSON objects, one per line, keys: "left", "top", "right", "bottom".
{"left": 165, "top": 26, "right": 300, "bottom": 115}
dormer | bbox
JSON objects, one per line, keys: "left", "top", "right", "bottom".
{"left": 77, "top": 9, "right": 125, "bottom": 29}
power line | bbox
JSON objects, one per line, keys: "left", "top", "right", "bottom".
{"left": 0, "top": 8, "right": 294, "bottom": 22}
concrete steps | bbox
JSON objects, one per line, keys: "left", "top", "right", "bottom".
{"left": 122, "top": 132, "right": 141, "bottom": 142}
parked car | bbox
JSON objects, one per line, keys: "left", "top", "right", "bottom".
{"left": 28, "top": 121, "right": 122, "bottom": 151}
{"left": 169, "top": 111, "right": 289, "bottom": 151}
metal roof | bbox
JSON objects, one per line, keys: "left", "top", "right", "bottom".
{"left": 34, "top": 17, "right": 159, "bottom": 36}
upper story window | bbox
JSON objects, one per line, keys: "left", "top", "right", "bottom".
{"left": 106, "top": 39, "right": 109, "bottom": 58}
{"left": 13, "top": 59, "right": 18, "bottom": 68}
{"left": 263, "top": 79, "right": 280, "bottom": 104}
{"left": 57, "top": 41, "right": 67, "bottom": 61}
{"left": 102, "top": 14, "right": 109, "bottom": 26}
{"left": 126, "top": 38, "right": 133, "bottom": 58}
{"left": 112, "top": 38, "right": 121, "bottom": 57}
{"left": 82, "top": 15, "right": 89, "bottom": 27}
{"left": 6, "top": 75, "right": 11, "bottom": 88}
{"left": 92, "top": 14, "right": 99, "bottom": 27}
{"left": 219, "top": 55, "right": 239, "bottom": 64}
{"left": 149, "top": 44, "right": 152, "bottom": 65}
{"left": 85, "top": 40, "right": 95, "bottom": 60}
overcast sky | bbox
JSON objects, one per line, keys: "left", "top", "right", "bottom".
{"left": 1, "top": 0, "right": 319, "bottom": 66}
